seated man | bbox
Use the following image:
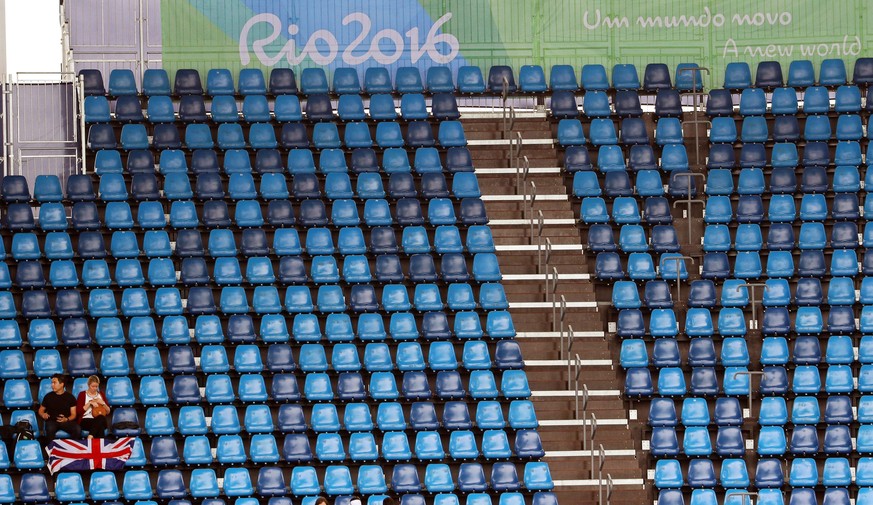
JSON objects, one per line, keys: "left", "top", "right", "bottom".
{"left": 39, "top": 374, "right": 82, "bottom": 441}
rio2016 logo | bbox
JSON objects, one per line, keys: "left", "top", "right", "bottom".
{"left": 239, "top": 12, "right": 460, "bottom": 66}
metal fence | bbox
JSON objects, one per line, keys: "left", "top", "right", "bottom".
{"left": 3, "top": 73, "right": 81, "bottom": 186}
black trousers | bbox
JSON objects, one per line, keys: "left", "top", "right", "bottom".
{"left": 44, "top": 420, "right": 82, "bottom": 441}
{"left": 80, "top": 416, "right": 108, "bottom": 438}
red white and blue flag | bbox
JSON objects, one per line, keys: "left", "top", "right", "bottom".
{"left": 46, "top": 437, "right": 134, "bottom": 474}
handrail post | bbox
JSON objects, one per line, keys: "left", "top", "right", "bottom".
{"left": 597, "top": 444, "right": 605, "bottom": 505}
{"left": 553, "top": 291, "right": 565, "bottom": 334}
{"left": 574, "top": 355, "right": 582, "bottom": 423}
{"left": 589, "top": 413, "right": 598, "bottom": 479}
{"left": 565, "top": 324, "right": 574, "bottom": 386}
{"left": 670, "top": 172, "right": 706, "bottom": 246}
{"left": 738, "top": 283, "right": 768, "bottom": 330}
{"left": 676, "top": 66, "right": 710, "bottom": 170}
{"left": 606, "top": 475, "right": 614, "bottom": 505}
{"left": 732, "top": 370, "right": 765, "bottom": 425}
{"left": 513, "top": 132, "right": 524, "bottom": 193}
{"left": 528, "top": 180, "right": 537, "bottom": 242}
{"left": 540, "top": 236, "right": 552, "bottom": 276}
{"left": 78, "top": 76, "right": 87, "bottom": 173}
{"left": 664, "top": 256, "right": 694, "bottom": 302}
{"left": 502, "top": 105, "right": 516, "bottom": 139}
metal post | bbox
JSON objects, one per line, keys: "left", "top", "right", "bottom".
{"left": 528, "top": 180, "right": 537, "bottom": 243}
{"left": 589, "top": 413, "right": 598, "bottom": 479}
{"left": 738, "top": 283, "right": 768, "bottom": 329}
{"left": 574, "top": 355, "right": 579, "bottom": 417}
{"left": 512, "top": 132, "right": 523, "bottom": 193}
{"left": 670, "top": 172, "right": 706, "bottom": 246}
{"left": 663, "top": 256, "right": 694, "bottom": 302}
{"left": 503, "top": 105, "right": 515, "bottom": 139}
{"left": 732, "top": 371, "right": 765, "bottom": 418}
{"left": 676, "top": 66, "right": 711, "bottom": 170}
{"left": 597, "top": 444, "right": 605, "bottom": 505}
{"left": 605, "top": 475, "right": 614, "bottom": 505}
{"left": 565, "top": 324, "right": 575, "bottom": 387}
{"left": 1, "top": 76, "right": 8, "bottom": 176}
{"left": 78, "top": 76, "right": 87, "bottom": 173}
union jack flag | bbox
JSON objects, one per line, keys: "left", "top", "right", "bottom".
{"left": 46, "top": 437, "right": 134, "bottom": 474}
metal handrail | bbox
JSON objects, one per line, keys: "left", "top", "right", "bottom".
{"left": 676, "top": 66, "right": 710, "bottom": 170}
{"left": 597, "top": 444, "right": 606, "bottom": 505}
{"left": 78, "top": 77, "right": 87, "bottom": 173}
{"left": 738, "top": 283, "right": 768, "bottom": 329}
{"left": 578, "top": 382, "right": 589, "bottom": 448}
{"left": 589, "top": 413, "right": 598, "bottom": 479}
{"left": 528, "top": 180, "right": 537, "bottom": 242}
{"left": 541, "top": 237, "right": 552, "bottom": 276}
{"left": 605, "top": 475, "right": 614, "bottom": 505}
{"left": 663, "top": 256, "right": 694, "bottom": 301}
{"left": 511, "top": 132, "right": 523, "bottom": 193}
{"left": 565, "top": 324, "right": 575, "bottom": 384}
{"left": 553, "top": 292, "right": 565, "bottom": 334}
{"left": 671, "top": 172, "right": 706, "bottom": 246}
{"left": 733, "top": 370, "right": 765, "bottom": 419}
{"left": 502, "top": 105, "right": 516, "bottom": 139}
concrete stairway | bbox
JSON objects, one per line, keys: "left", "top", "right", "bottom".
{"left": 463, "top": 113, "right": 648, "bottom": 504}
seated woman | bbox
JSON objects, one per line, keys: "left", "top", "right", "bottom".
{"left": 77, "top": 375, "right": 110, "bottom": 439}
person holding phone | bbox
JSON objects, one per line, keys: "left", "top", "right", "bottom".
{"left": 38, "top": 374, "right": 82, "bottom": 441}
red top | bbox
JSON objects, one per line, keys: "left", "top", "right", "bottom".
{"left": 76, "top": 390, "right": 109, "bottom": 423}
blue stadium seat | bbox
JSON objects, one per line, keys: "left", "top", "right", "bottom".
{"left": 724, "top": 62, "right": 752, "bottom": 89}
{"left": 582, "top": 64, "right": 610, "bottom": 90}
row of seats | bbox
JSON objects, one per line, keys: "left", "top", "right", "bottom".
{"left": 707, "top": 141, "right": 863, "bottom": 170}
{"left": 109, "top": 399, "right": 538, "bottom": 437}
{"left": 2, "top": 252, "right": 501, "bottom": 287}
{"left": 706, "top": 85, "right": 870, "bottom": 117}
{"left": 0, "top": 226, "right": 495, "bottom": 262}
{"left": 660, "top": 488, "right": 858, "bottom": 505}
{"left": 654, "top": 456, "right": 864, "bottom": 489}
{"left": 3, "top": 198, "right": 489, "bottom": 231}
{"left": 559, "top": 117, "right": 685, "bottom": 146}
{"left": 626, "top": 334, "right": 873, "bottom": 368}
{"left": 81, "top": 172, "right": 481, "bottom": 203}
{"left": 614, "top": 277, "right": 873, "bottom": 310}
{"left": 87, "top": 120, "right": 469, "bottom": 151}
{"left": 39, "top": 463, "right": 554, "bottom": 502}
{"left": 709, "top": 114, "right": 872, "bottom": 144}
{"left": 626, "top": 366, "right": 751, "bottom": 397}
{"left": 549, "top": 89, "right": 683, "bottom": 119}
{"left": 720, "top": 58, "right": 873, "bottom": 89}
{"left": 85, "top": 93, "right": 461, "bottom": 124}
{"left": 83, "top": 59, "right": 873, "bottom": 100}
{"left": 0, "top": 400, "right": 535, "bottom": 440}
{"left": 3, "top": 171, "right": 482, "bottom": 204}
{"left": 588, "top": 195, "right": 867, "bottom": 227}
{"left": 703, "top": 167, "right": 866, "bottom": 196}
{"left": 628, "top": 363, "right": 873, "bottom": 397}
{"left": 1, "top": 368, "right": 531, "bottom": 406}
{"left": 652, "top": 395, "right": 873, "bottom": 428}
{"left": 615, "top": 303, "right": 858, "bottom": 337}
{"left": 0, "top": 304, "right": 515, "bottom": 344}
{"left": 620, "top": 337, "right": 751, "bottom": 369}
{"left": 81, "top": 65, "right": 537, "bottom": 97}
{"left": 631, "top": 362, "right": 871, "bottom": 396}
{"left": 650, "top": 424, "right": 872, "bottom": 457}
{"left": 0, "top": 339, "right": 524, "bottom": 378}
{"left": 52, "top": 429, "right": 542, "bottom": 468}
{"left": 91, "top": 146, "right": 475, "bottom": 176}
